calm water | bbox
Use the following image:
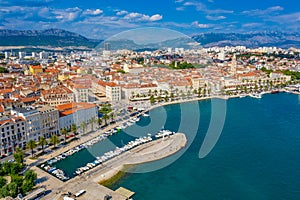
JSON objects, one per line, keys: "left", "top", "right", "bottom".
{"left": 113, "top": 93, "right": 300, "bottom": 200}
{"left": 57, "top": 93, "right": 300, "bottom": 199}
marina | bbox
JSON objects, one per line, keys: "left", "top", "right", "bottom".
{"left": 39, "top": 127, "right": 176, "bottom": 181}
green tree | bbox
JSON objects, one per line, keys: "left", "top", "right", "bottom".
{"left": 89, "top": 117, "right": 97, "bottom": 131}
{"left": 0, "top": 185, "right": 10, "bottom": 198}
{"left": 102, "top": 114, "right": 109, "bottom": 126}
{"left": 50, "top": 135, "right": 60, "bottom": 148}
{"left": 71, "top": 124, "right": 77, "bottom": 134}
{"left": 150, "top": 95, "right": 155, "bottom": 105}
{"left": 80, "top": 121, "right": 87, "bottom": 134}
{"left": 26, "top": 140, "right": 36, "bottom": 158}
{"left": 0, "top": 176, "right": 7, "bottom": 188}
{"left": 38, "top": 137, "right": 47, "bottom": 153}
{"left": 13, "top": 148, "right": 24, "bottom": 164}
{"left": 24, "top": 170, "right": 37, "bottom": 183}
{"left": 8, "top": 182, "right": 18, "bottom": 197}
{"left": 60, "top": 128, "right": 68, "bottom": 144}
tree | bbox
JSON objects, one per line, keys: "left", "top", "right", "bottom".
{"left": 13, "top": 148, "right": 24, "bottom": 165}
{"left": 71, "top": 124, "right": 77, "bottom": 134}
{"left": 97, "top": 118, "right": 102, "bottom": 126}
{"left": 50, "top": 135, "right": 60, "bottom": 148}
{"left": 24, "top": 170, "right": 37, "bottom": 183}
{"left": 38, "top": 137, "right": 47, "bottom": 153}
{"left": 89, "top": 117, "right": 97, "bottom": 131}
{"left": 0, "top": 176, "right": 7, "bottom": 188}
{"left": 150, "top": 95, "right": 155, "bottom": 105}
{"left": 60, "top": 128, "right": 68, "bottom": 144}
{"left": 8, "top": 182, "right": 18, "bottom": 197}
{"left": 26, "top": 140, "right": 36, "bottom": 158}
{"left": 80, "top": 121, "right": 87, "bottom": 134}
{"left": 102, "top": 114, "right": 109, "bottom": 126}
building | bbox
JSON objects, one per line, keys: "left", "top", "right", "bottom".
{"left": 230, "top": 54, "right": 237, "bottom": 75}
{"left": 36, "top": 105, "right": 60, "bottom": 139}
{"left": 29, "top": 65, "right": 43, "bottom": 75}
{"left": 11, "top": 106, "right": 59, "bottom": 142}
{"left": 0, "top": 116, "right": 26, "bottom": 156}
{"left": 57, "top": 102, "right": 98, "bottom": 132}
{"left": 41, "top": 85, "right": 74, "bottom": 106}
{"left": 72, "top": 84, "right": 89, "bottom": 102}
{"left": 97, "top": 80, "right": 121, "bottom": 102}
{"left": 11, "top": 107, "right": 41, "bottom": 142}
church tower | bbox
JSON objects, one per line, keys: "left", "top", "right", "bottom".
{"left": 231, "top": 54, "right": 237, "bottom": 75}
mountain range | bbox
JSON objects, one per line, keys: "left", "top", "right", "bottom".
{"left": 0, "top": 29, "right": 299, "bottom": 50}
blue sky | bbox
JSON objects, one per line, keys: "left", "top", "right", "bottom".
{"left": 0, "top": 0, "right": 299, "bottom": 39}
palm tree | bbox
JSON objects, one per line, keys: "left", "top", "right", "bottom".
{"left": 98, "top": 118, "right": 102, "bottom": 126}
{"left": 89, "top": 117, "right": 97, "bottom": 131}
{"left": 60, "top": 128, "right": 68, "bottom": 144}
{"left": 80, "top": 121, "right": 87, "bottom": 134}
{"left": 71, "top": 124, "right": 77, "bottom": 134}
{"left": 103, "top": 114, "right": 109, "bottom": 126}
{"left": 38, "top": 137, "right": 47, "bottom": 152}
{"left": 109, "top": 113, "right": 115, "bottom": 123}
{"left": 50, "top": 135, "right": 60, "bottom": 148}
{"left": 27, "top": 140, "right": 36, "bottom": 158}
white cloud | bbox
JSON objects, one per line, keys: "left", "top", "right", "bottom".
{"left": 176, "top": 7, "right": 185, "bottom": 11}
{"left": 268, "top": 12, "right": 300, "bottom": 23}
{"left": 206, "top": 15, "right": 226, "bottom": 20}
{"left": 83, "top": 9, "right": 103, "bottom": 16}
{"left": 124, "top": 12, "right": 162, "bottom": 22}
{"left": 242, "top": 23, "right": 263, "bottom": 28}
{"left": 149, "top": 14, "right": 163, "bottom": 21}
{"left": 183, "top": 1, "right": 233, "bottom": 14}
{"left": 116, "top": 10, "right": 128, "bottom": 16}
{"left": 53, "top": 7, "right": 82, "bottom": 22}
{"left": 192, "top": 21, "right": 212, "bottom": 28}
{"left": 242, "top": 6, "right": 284, "bottom": 16}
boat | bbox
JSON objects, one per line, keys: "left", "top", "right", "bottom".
{"left": 249, "top": 93, "right": 262, "bottom": 99}
{"left": 239, "top": 94, "right": 247, "bottom": 98}
{"left": 142, "top": 113, "right": 150, "bottom": 117}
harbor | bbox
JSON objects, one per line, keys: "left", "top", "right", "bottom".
{"left": 35, "top": 131, "right": 187, "bottom": 200}
{"left": 39, "top": 129, "right": 178, "bottom": 181}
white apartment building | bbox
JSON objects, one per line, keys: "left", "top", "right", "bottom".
{"left": 57, "top": 102, "right": 98, "bottom": 132}
{"left": 11, "top": 106, "right": 60, "bottom": 142}
{"left": 0, "top": 116, "right": 27, "bottom": 156}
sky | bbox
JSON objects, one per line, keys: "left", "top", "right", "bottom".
{"left": 0, "top": 0, "right": 299, "bottom": 39}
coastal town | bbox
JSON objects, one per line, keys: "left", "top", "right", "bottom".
{"left": 0, "top": 45, "right": 300, "bottom": 199}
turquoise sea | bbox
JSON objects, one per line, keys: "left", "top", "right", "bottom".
{"left": 56, "top": 93, "right": 300, "bottom": 199}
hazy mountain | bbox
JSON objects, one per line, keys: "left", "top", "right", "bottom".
{"left": 192, "top": 32, "right": 300, "bottom": 48}
{"left": 0, "top": 29, "right": 101, "bottom": 48}
{"left": 98, "top": 37, "right": 200, "bottom": 51}
{"left": 1, "top": 29, "right": 299, "bottom": 50}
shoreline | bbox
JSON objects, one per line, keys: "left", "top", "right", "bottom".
{"left": 30, "top": 90, "right": 297, "bottom": 168}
